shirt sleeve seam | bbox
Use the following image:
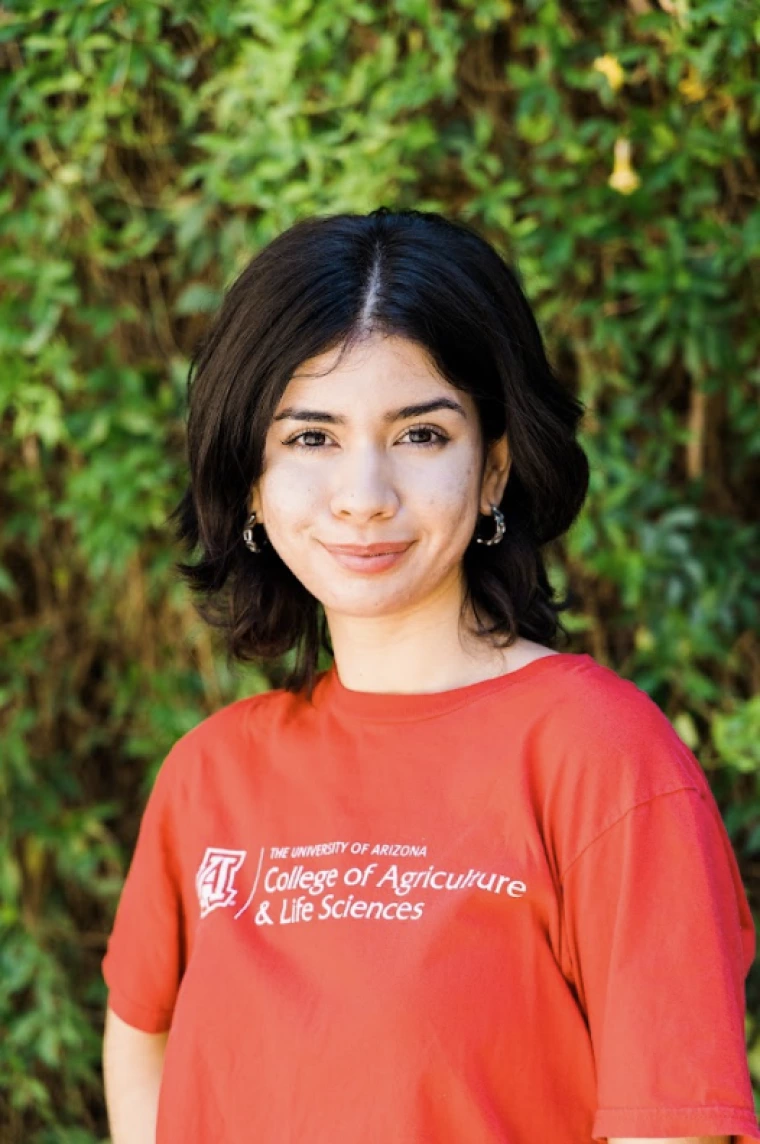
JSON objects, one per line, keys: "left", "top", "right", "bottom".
{"left": 559, "top": 783, "right": 702, "bottom": 883}
{"left": 145, "top": 740, "right": 188, "bottom": 900}
{"left": 106, "top": 981, "right": 175, "bottom": 1021}
{"left": 596, "top": 1101, "right": 756, "bottom": 1113}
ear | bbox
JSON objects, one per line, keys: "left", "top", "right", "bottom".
{"left": 248, "top": 482, "right": 262, "bottom": 518}
{"left": 479, "top": 433, "right": 511, "bottom": 514}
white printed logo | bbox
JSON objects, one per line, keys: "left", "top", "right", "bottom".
{"left": 196, "top": 847, "right": 247, "bottom": 918}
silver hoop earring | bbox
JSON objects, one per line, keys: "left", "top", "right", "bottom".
{"left": 475, "top": 503, "right": 505, "bottom": 546}
{"left": 242, "top": 511, "right": 268, "bottom": 553}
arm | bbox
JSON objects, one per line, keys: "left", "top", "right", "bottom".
{"left": 103, "top": 1003, "right": 169, "bottom": 1144}
{"left": 608, "top": 1137, "right": 730, "bottom": 1143}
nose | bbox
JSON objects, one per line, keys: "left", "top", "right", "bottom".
{"left": 329, "top": 445, "right": 400, "bottom": 522}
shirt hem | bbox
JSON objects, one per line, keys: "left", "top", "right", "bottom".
{"left": 104, "top": 980, "right": 174, "bottom": 1034}
{"left": 593, "top": 1103, "right": 760, "bottom": 1142}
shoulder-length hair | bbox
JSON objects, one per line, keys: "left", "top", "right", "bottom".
{"left": 170, "top": 208, "right": 589, "bottom": 700}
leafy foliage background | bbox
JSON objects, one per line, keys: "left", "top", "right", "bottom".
{"left": 1, "top": 0, "right": 758, "bottom": 1138}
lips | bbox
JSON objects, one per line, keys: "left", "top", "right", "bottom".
{"left": 322, "top": 542, "right": 412, "bottom": 556}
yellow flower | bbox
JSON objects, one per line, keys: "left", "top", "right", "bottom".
{"left": 608, "top": 137, "right": 641, "bottom": 195}
{"left": 678, "top": 66, "right": 708, "bottom": 102}
{"left": 593, "top": 53, "right": 625, "bottom": 92}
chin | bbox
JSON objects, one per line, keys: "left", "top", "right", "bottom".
{"left": 321, "top": 588, "right": 421, "bottom": 617}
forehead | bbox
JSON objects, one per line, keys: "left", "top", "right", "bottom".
{"left": 277, "top": 334, "right": 476, "bottom": 415}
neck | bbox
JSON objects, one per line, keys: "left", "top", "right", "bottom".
{"left": 324, "top": 580, "right": 532, "bottom": 695}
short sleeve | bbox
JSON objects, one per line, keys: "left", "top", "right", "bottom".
{"left": 101, "top": 750, "right": 187, "bottom": 1033}
{"left": 559, "top": 784, "right": 760, "bottom": 1143}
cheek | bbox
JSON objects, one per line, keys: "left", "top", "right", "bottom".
{"left": 259, "top": 446, "right": 481, "bottom": 526}
{"left": 259, "top": 459, "right": 321, "bottom": 521}
{"left": 417, "top": 460, "right": 480, "bottom": 517}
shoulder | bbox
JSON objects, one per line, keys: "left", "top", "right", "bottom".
{"left": 545, "top": 655, "right": 704, "bottom": 781}
{"left": 532, "top": 656, "right": 712, "bottom": 851}
{"left": 156, "top": 683, "right": 305, "bottom": 788}
{"left": 521, "top": 656, "right": 717, "bottom": 881}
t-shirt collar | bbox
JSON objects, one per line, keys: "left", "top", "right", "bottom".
{"left": 315, "top": 653, "right": 591, "bottom": 723}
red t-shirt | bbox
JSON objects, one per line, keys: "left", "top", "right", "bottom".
{"left": 102, "top": 652, "right": 760, "bottom": 1143}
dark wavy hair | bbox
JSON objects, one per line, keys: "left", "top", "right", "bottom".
{"left": 170, "top": 207, "right": 589, "bottom": 700}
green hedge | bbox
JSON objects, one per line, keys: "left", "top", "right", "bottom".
{"left": 1, "top": 0, "right": 758, "bottom": 1137}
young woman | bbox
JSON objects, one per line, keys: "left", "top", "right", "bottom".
{"left": 101, "top": 208, "right": 759, "bottom": 1144}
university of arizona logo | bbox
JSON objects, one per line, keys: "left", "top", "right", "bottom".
{"left": 195, "top": 847, "right": 247, "bottom": 918}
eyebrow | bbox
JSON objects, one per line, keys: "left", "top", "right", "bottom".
{"left": 272, "top": 398, "right": 467, "bottom": 425}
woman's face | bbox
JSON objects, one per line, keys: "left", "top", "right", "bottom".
{"left": 249, "top": 333, "right": 510, "bottom": 621}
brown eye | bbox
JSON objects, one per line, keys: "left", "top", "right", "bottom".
{"left": 282, "top": 431, "right": 331, "bottom": 449}
{"left": 400, "top": 426, "right": 450, "bottom": 447}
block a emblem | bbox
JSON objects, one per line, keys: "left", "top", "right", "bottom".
{"left": 195, "top": 847, "right": 247, "bottom": 918}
